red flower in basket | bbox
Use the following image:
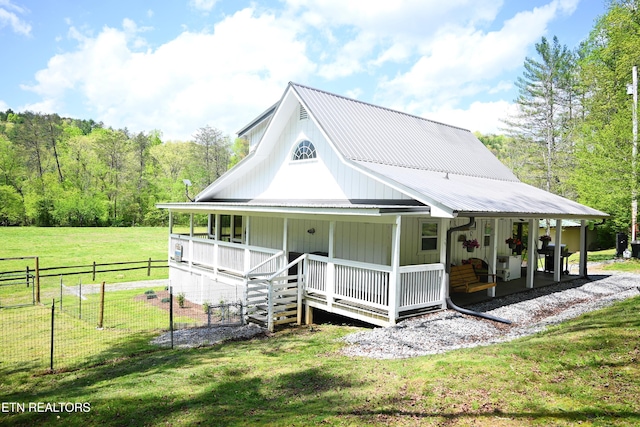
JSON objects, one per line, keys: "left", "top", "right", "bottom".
{"left": 462, "top": 239, "right": 480, "bottom": 249}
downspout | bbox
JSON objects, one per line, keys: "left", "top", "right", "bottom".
{"left": 445, "top": 216, "right": 512, "bottom": 325}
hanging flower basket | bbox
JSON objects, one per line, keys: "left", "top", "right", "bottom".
{"left": 540, "top": 235, "right": 551, "bottom": 249}
{"left": 505, "top": 237, "right": 522, "bottom": 250}
{"left": 462, "top": 239, "right": 480, "bottom": 252}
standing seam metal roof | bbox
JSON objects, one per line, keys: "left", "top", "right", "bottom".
{"left": 291, "top": 83, "right": 519, "bottom": 182}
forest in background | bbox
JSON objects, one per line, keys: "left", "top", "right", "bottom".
{"left": 1, "top": 0, "right": 640, "bottom": 248}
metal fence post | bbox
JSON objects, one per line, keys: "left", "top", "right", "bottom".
{"left": 169, "top": 286, "right": 174, "bottom": 349}
{"left": 79, "top": 278, "right": 82, "bottom": 320}
{"left": 50, "top": 299, "right": 55, "bottom": 372}
{"left": 59, "top": 276, "right": 63, "bottom": 310}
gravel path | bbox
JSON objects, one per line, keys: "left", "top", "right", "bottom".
{"left": 341, "top": 271, "right": 640, "bottom": 359}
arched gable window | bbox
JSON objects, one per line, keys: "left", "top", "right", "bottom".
{"left": 291, "top": 140, "right": 316, "bottom": 161}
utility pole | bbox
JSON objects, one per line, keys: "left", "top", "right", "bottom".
{"left": 629, "top": 66, "right": 638, "bottom": 242}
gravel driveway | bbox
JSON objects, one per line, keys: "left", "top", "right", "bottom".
{"left": 341, "top": 271, "right": 640, "bottom": 359}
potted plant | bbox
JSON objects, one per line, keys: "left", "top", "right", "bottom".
{"left": 504, "top": 237, "right": 519, "bottom": 249}
{"left": 462, "top": 238, "right": 480, "bottom": 252}
{"left": 539, "top": 234, "right": 551, "bottom": 249}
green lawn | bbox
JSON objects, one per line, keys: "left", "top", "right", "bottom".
{"left": 0, "top": 296, "right": 638, "bottom": 426}
{"left": 0, "top": 228, "right": 639, "bottom": 426}
{"left": 0, "top": 227, "right": 169, "bottom": 306}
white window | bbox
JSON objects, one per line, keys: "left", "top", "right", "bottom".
{"left": 420, "top": 221, "right": 438, "bottom": 251}
{"left": 291, "top": 140, "right": 316, "bottom": 161}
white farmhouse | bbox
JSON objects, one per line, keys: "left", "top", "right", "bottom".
{"left": 158, "top": 83, "right": 607, "bottom": 331}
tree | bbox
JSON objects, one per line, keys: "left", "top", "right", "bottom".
{"left": 572, "top": 0, "right": 640, "bottom": 238}
{"left": 193, "top": 125, "right": 230, "bottom": 187}
{"left": 229, "top": 137, "right": 249, "bottom": 167}
{"left": 504, "top": 36, "right": 580, "bottom": 197}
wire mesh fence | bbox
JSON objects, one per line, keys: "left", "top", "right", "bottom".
{"left": 0, "top": 282, "right": 247, "bottom": 375}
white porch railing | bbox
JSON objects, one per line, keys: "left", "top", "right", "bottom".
{"left": 169, "top": 235, "right": 446, "bottom": 326}
{"left": 398, "top": 264, "right": 445, "bottom": 311}
{"left": 305, "top": 254, "right": 445, "bottom": 318}
{"left": 169, "top": 234, "right": 281, "bottom": 275}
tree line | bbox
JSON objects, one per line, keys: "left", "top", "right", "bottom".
{"left": 0, "top": 111, "right": 247, "bottom": 226}
{"left": 1, "top": 0, "right": 638, "bottom": 247}
{"left": 476, "top": 0, "right": 640, "bottom": 247}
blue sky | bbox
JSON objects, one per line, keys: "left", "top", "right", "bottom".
{"left": 0, "top": 0, "right": 606, "bottom": 141}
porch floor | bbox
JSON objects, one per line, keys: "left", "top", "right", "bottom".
{"left": 450, "top": 267, "right": 585, "bottom": 307}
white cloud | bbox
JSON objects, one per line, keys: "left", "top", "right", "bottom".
{"left": 426, "top": 100, "right": 517, "bottom": 133}
{"left": 0, "top": 0, "right": 31, "bottom": 36}
{"left": 190, "top": 0, "right": 218, "bottom": 12}
{"left": 21, "top": 8, "right": 316, "bottom": 140}
{"left": 375, "top": 0, "right": 572, "bottom": 114}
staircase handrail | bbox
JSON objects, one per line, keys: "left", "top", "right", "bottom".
{"left": 267, "top": 253, "right": 307, "bottom": 281}
{"left": 244, "top": 250, "right": 285, "bottom": 278}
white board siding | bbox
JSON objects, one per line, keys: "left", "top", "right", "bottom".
{"left": 215, "top": 105, "right": 411, "bottom": 202}
{"left": 247, "top": 216, "right": 284, "bottom": 250}
{"left": 287, "top": 219, "right": 330, "bottom": 254}
{"left": 244, "top": 119, "right": 269, "bottom": 152}
{"left": 334, "top": 222, "right": 391, "bottom": 265}
{"left": 400, "top": 217, "right": 442, "bottom": 266}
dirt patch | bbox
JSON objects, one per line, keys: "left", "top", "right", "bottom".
{"left": 134, "top": 290, "right": 208, "bottom": 323}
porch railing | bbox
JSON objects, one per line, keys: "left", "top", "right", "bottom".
{"left": 169, "top": 234, "right": 281, "bottom": 275}
{"left": 305, "top": 255, "right": 445, "bottom": 316}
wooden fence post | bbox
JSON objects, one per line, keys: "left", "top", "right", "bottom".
{"left": 97, "top": 281, "right": 105, "bottom": 329}
{"left": 26, "top": 266, "right": 30, "bottom": 287}
{"left": 147, "top": 258, "right": 152, "bottom": 276}
{"left": 92, "top": 261, "right": 96, "bottom": 282}
{"left": 35, "top": 257, "right": 40, "bottom": 304}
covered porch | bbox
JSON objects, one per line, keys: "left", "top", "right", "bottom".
{"left": 164, "top": 206, "right": 448, "bottom": 330}
{"left": 161, "top": 203, "right": 598, "bottom": 330}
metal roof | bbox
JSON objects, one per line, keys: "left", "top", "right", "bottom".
{"left": 357, "top": 161, "right": 608, "bottom": 218}
{"left": 291, "top": 83, "right": 519, "bottom": 182}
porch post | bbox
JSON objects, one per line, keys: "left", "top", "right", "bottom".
{"left": 244, "top": 216, "right": 251, "bottom": 273}
{"left": 282, "top": 217, "right": 289, "bottom": 270}
{"left": 215, "top": 214, "right": 221, "bottom": 240}
{"left": 326, "top": 221, "right": 336, "bottom": 310}
{"left": 188, "top": 213, "right": 194, "bottom": 269}
{"left": 580, "top": 220, "right": 588, "bottom": 278}
{"left": 488, "top": 219, "right": 498, "bottom": 297}
{"left": 168, "top": 211, "right": 173, "bottom": 261}
{"left": 526, "top": 219, "right": 537, "bottom": 288}
{"left": 554, "top": 219, "right": 562, "bottom": 282}
{"left": 388, "top": 215, "right": 402, "bottom": 325}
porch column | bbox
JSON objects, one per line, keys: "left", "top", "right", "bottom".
{"left": 282, "top": 217, "right": 289, "bottom": 271}
{"left": 243, "top": 216, "right": 251, "bottom": 273}
{"left": 526, "top": 219, "right": 537, "bottom": 288}
{"left": 168, "top": 211, "right": 174, "bottom": 261}
{"left": 488, "top": 218, "right": 498, "bottom": 297}
{"left": 326, "top": 221, "right": 336, "bottom": 310}
{"left": 388, "top": 215, "right": 402, "bottom": 325}
{"left": 188, "top": 213, "right": 194, "bottom": 268}
{"left": 554, "top": 219, "right": 562, "bottom": 282}
{"left": 215, "top": 214, "right": 221, "bottom": 240}
{"left": 580, "top": 220, "right": 588, "bottom": 278}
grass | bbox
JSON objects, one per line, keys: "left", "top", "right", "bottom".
{"left": 0, "top": 228, "right": 639, "bottom": 425}
{"left": 0, "top": 296, "right": 638, "bottom": 426}
{"left": 0, "top": 227, "right": 169, "bottom": 307}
